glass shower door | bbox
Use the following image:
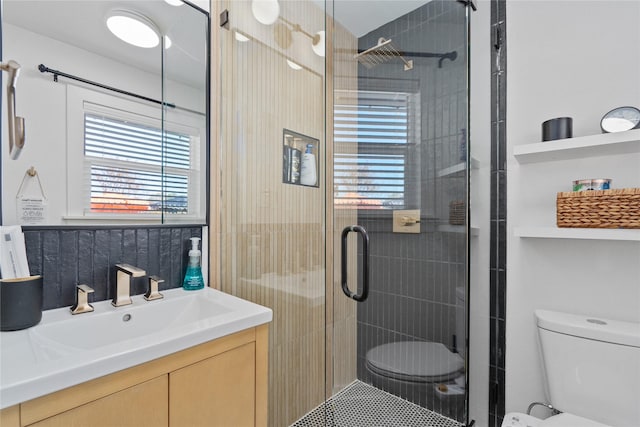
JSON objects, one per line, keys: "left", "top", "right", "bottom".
{"left": 330, "top": 0, "right": 470, "bottom": 424}
{"left": 218, "top": 1, "right": 327, "bottom": 426}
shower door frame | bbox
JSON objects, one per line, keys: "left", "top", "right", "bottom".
{"left": 326, "top": 1, "right": 473, "bottom": 425}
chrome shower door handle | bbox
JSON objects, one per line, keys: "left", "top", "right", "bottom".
{"left": 341, "top": 225, "right": 370, "bottom": 302}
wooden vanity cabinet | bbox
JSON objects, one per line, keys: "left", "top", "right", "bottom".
{"left": 6, "top": 324, "right": 268, "bottom": 427}
{"left": 170, "top": 342, "right": 256, "bottom": 426}
{"left": 0, "top": 405, "right": 20, "bottom": 427}
{"left": 29, "top": 376, "right": 168, "bottom": 427}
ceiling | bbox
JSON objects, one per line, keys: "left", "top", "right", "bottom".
{"left": 321, "top": 0, "right": 431, "bottom": 38}
{"left": 3, "top": 0, "right": 432, "bottom": 88}
{"left": 3, "top": 0, "right": 208, "bottom": 89}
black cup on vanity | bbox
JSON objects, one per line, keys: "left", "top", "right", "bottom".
{"left": 542, "top": 117, "right": 573, "bottom": 141}
{"left": 0, "top": 275, "right": 43, "bottom": 331}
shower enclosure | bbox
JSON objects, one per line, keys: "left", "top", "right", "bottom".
{"left": 218, "top": 0, "right": 470, "bottom": 425}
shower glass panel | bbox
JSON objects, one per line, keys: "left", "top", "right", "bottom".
{"left": 330, "top": 0, "right": 470, "bottom": 424}
{"left": 218, "top": 1, "right": 327, "bottom": 426}
{"left": 161, "top": 1, "right": 208, "bottom": 225}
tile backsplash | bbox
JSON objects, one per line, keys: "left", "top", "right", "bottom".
{"left": 23, "top": 226, "right": 202, "bottom": 310}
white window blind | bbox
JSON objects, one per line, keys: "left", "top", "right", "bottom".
{"left": 84, "top": 113, "right": 192, "bottom": 215}
{"left": 334, "top": 90, "right": 413, "bottom": 209}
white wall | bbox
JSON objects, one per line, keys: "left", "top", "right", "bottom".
{"left": 469, "top": 1, "right": 491, "bottom": 426}
{"left": 506, "top": 0, "right": 640, "bottom": 417}
{"left": 2, "top": 23, "right": 204, "bottom": 225}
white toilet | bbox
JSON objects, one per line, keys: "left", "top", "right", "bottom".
{"left": 502, "top": 309, "right": 640, "bottom": 427}
{"left": 364, "top": 287, "right": 467, "bottom": 408}
{"left": 366, "top": 340, "right": 464, "bottom": 383}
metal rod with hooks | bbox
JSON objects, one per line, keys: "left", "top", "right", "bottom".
{"left": 38, "top": 64, "right": 176, "bottom": 109}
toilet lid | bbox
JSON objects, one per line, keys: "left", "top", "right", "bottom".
{"left": 539, "top": 413, "right": 611, "bottom": 427}
{"left": 366, "top": 341, "right": 464, "bottom": 383}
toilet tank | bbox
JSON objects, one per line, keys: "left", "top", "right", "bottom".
{"left": 535, "top": 310, "right": 640, "bottom": 427}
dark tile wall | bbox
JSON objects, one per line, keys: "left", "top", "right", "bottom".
{"left": 355, "top": 222, "right": 466, "bottom": 349}
{"left": 353, "top": 0, "right": 468, "bottom": 422}
{"left": 22, "top": 226, "right": 202, "bottom": 310}
{"left": 489, "top": 1, "right": 507, "bottom": 426}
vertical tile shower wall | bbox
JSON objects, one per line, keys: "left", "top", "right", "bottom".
{"left": 22, "top": 226, "right": 202, "bottom": 310}
{"left": 489, "top": 0, "right": 507, "bottom": 426}
{"left": 353, "top": 0, "right": 468, "bottom": 420}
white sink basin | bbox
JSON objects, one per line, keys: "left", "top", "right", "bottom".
{"left": 0, "top": 287, "right": 272, "bottom": 409}
{"left": 31, "top": 291, "right": 232, "bottom": 351}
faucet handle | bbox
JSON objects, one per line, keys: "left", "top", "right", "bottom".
{"left": 144, "top": 276, "right": 164, "bottom": 301}
{"left": 71, "top": 284, "right": 95, "bottom": 315}
{"left": 115, "top": 263, "right": 146, "bottom": 277}
{"left": 77, "top": 284, "right": 94, "bottom": 294}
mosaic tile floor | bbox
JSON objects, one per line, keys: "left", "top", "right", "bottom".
{"left": 291, "top": 380, "right": 463, "bottom": 427}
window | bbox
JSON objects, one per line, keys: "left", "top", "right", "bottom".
{"left": 66, "top": 86, "right": 205, "bottom": 222}
{"left": 334, "top": 90, "right": 419, "bottom": 210}
{"left": 85, "top": 114, "right": 191, "bottom": 215}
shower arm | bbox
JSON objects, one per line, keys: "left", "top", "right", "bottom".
{"left": 0, "top": 60, "right": 26, "bottom": 160}
{"left": 406, "top": 50, "right": 458, "bottom": 68}
{"left": 357, "top": 48, "right": 457, "bottom": 68}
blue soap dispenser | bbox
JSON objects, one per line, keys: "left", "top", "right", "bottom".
{"left": 183, "top": 237, "right": 205, "bottom": 290}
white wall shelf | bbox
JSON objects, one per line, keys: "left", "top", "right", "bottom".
{"left": 438, "top": 224, "right": 480, "bottom": 236}
{"left": 513, "top": 129, "right": 640, "bottom": 164}
{"left": 514, "top": 226, "right": 640, "bottom": 241}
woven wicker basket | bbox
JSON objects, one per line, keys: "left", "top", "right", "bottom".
{"left": 449, "top": 201, "right": 466, "bottom": 225}
{"left": 556, "top": 188, "right": 640, "bottom": 229}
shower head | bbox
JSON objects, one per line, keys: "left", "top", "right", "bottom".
{"left": 355, "top": 38, "right": 413, "bottom": 71}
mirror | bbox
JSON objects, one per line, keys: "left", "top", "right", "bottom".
{"left": 601, "top": 106, "right": 640, "bottom": 133}
{"left": 1, "top": 0, "right": 209, "bottom": 225}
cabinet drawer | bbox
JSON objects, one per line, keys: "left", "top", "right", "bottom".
{"left": 170, "top": 342, "right": 256, "bottom": 427}
{"left": 28, "top": 376, "right": 168, "bottom": 427}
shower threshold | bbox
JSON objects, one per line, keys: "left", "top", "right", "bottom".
{"left": 291, "top": 380, "right": 462, "bottom": 427}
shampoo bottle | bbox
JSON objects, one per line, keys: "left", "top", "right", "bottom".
{"left": 183, "top": 237, "right": 205, "bottom": 290}
{"left": 300, "top": 144, "right": 317, "bottom": 186}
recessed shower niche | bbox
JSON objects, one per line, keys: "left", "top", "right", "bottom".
{"left": 282, "top": 129, "right": 319, "bottom": 187}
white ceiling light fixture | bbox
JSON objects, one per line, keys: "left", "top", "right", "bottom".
{"left": 251, "top": 0, "right": 280, "bottom": 25}
{"left": 311, "top": 30, "right": 325, "bottom": 57}
{"left": 164, "top": 0, "right": 183, "bottom": 6}
{"left": 163, "top": 35, "right": 172, "bottom": 49}
{"left": 286, "top": 59, "right": 302, "bottom": 70}
{"left": 106, "top": 10, "right": 160, "bottom": 49}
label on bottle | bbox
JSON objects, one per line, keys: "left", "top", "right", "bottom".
{"left": 183, "top": 265, "right": 204, "bottom": 290}
{"left": 291, "top": 149, "right": 301, "bottom": 184}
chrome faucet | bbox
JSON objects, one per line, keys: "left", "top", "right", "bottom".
{"left": 70, "top": 284, "right": 94, "bottom": 314}
{"left": 113, "top": 264, "right": 146, "bottom": 307}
